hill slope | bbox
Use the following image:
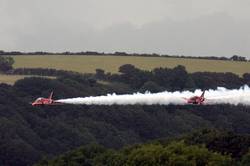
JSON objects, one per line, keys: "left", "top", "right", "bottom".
{"left": 0, "top": 65, "right": 250, "bottom": 165}
{"left": 13, "top": 55, "right": 250, "bottom": 75}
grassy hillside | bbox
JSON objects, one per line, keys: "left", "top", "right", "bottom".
{"left": 0, "top": 75, "right": 56, "bottom": 85}
{"left": 0, "top": 75, "right": 28, "bottom": 85}
{"left": 13, "top": 55, "right": 250, "bottom": 75}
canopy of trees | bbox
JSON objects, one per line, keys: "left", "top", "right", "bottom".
{"left": 36, "top": 129, "right": 250, "bottom": 166}
{"left": 0, "top": 56, "right": 14, "bottom": 72}
{"left": 0, "top": 65, "right": 250, "bottom": 165}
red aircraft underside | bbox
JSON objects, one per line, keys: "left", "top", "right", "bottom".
{"left": 183, "top": 91, "right": 205, "bottom": 105}
{"left": 31, "top": 91, "right": 62, "bottom": 106}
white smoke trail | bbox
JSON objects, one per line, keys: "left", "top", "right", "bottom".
{"left": 56, "top": 85, "right": 250, "bottom": 106}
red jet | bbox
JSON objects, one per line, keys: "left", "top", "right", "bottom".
{"left": 183, "top": 91, "right": 205, "bottom": 105}
{"left": 31, "top": 91, "right": 62, "bottom": 106}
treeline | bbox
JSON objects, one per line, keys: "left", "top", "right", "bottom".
{"left": 35, "top": 129, "right": 250, "bottom": 166}
{"left": 11, "top": 68, "right": 87, "bottom": 77}
{"left": 0, "top": 50, "right": 248, "bottom": 61}
{"left": 104, "top": 64, "right": 250, "bottom": 90}
{"left": 6, "top": 64, "right": 250, "bottom": 91}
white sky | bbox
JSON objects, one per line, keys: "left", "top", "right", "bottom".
{"left": 0, "top": 0, "right": 250, "bottom": 57}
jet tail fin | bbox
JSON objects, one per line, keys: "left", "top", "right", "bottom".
{"left": 49, "top": 91, "right": 53, "bottom": 99}
{"left": 200, "top": 90, "right": 205, "bottom": 98}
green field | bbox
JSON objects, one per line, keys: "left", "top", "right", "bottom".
{"left": 0, "top": 75, "right": 56, "bottom": 85}
{"left": 0, "top": 75, "right": 28, "bottom": 85}
{"left": 12, "top": 55, "right": 250, "bottom": 76}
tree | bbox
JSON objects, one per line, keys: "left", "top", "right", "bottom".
{"left": 140, "top": 81, "right": 163, "bottom": 93}
{"left": 230, "top": 55, "right": 246, "bottom": 61}
{"left": 0, "top": 56, "right": 14, "bottom": 72}
{"left": 95, "top": 69, "right": 105, "bottom": 79}
{"left": 241, "top": 150, "right": 250, "bottom": 166}
{"left": 171, "top": 65, "right": 189, "bottom": 90}
{"left": 119, "top": 64, "right": 138, "bottom": 74}
{"left": 243, "top": 73, "right": 250, "bottom": 85}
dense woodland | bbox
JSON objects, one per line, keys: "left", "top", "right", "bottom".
{"left": 35, "top": 129, "right": 250, "bottom": 166}
{"left": 0, "top": 56, "right": 250, "bottom": 165}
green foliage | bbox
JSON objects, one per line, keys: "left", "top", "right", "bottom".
{"left": 191, "top": 72, "right": 242, "bottom": 89}
{"left": 107, "top": 63, "right": 248, "bottom": 91}
{"left": 95, "top": 69, "right": 105, "bottom": 79}
{"left": 119, "top": 64, "right": 139, "bottom": 74}
{"left": 230, "top": 55, "right": 246, "bottom": 61}
{"left": 0, "top": 65, "right": 250, "bottom": 165}
{"left": 45, "top": 144, "right": 106, "bottom": 166}
{"left": 10, "top": 64, "right": 248, "bottom": 91}
{"left": 36, "top": 140, "right": 232, "bottom": 166}
{"left": 0, "top": 56, "right": 14, "bottom": 72}
{"left": 184, "top": 129, "right": 250, "bottom": 159}
{"left": 243, "top": 73, "right": 250, "bottom": 86}
{"left": 117, "top": 64, "right": 151, "bottom": 89}
{"left": 241, "top": 150, "right": 250, "bottom": 166}
{"left": 140, "top": 81, "right": 164, "bottom": 93}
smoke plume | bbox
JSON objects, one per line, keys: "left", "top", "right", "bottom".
{"left": 56, "top": 86, "right": 250, "bottom": 106}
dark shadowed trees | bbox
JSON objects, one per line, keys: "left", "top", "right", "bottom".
{"left": 0, "top": 56, "right": 14, "bottom": 72}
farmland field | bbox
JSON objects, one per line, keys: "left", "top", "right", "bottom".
{"left": 0, "top": 75, "right": 28, "bottom": 85}
{"left": 0, "top": 75, "right": 56, "bottom": 85}
{"left": 12, "top": 55, "right": 250, "bottom": 75}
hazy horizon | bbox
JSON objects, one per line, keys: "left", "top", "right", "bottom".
{"left": 1, "top": 0, "right": 250, "bottom": 57}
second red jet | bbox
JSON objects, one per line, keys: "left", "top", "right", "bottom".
{"left": 31, "top": 91, "right": 62, "bottom": 106}
{"left": 183, "top": 91, "right": 206, "bottom": 105}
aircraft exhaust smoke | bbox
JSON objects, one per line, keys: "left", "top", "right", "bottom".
{"left": 56, "top": 86, "right": 250, "bottom": 106}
